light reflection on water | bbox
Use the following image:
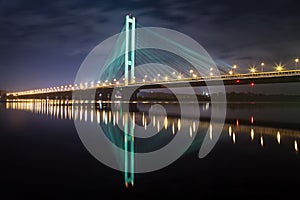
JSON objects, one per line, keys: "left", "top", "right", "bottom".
{"left": 3, "top": 99, "right": 300, "bottom": 187}
{"left": 4, "top": 99, "right": 300, "bottom": 152}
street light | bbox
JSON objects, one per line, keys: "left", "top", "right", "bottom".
{"left": 229, "top": 70, "right": 233, "bottom": 75}
{"left": 157, "top": 74, "right": 160, "bottom": 80}
{"left": 261, "top": 62, "right": 265, "bottom": 72}
{"left": 208, "top": 67, "right": 214, "bottom": 76}
{"left": 143, "top": 75, "right": 148, "bottom": 82}
{"left": 276, "top": 66, "right": 283, "bottom": 72}
{"left": 275, "top": 63, "right": 284, "bottom": 72}
{"left": 189, "top": 69, "right": 194, "bottom": 79}
{"left": 232, "top": 64, "right": 237, "bottom": 74}
{"left": 295, "top": 58, "right": 299, "bottom": 70}
{"left": 249, "top": 66, "right": 256, "bottom": 73}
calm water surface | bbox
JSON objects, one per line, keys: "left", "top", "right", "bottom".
{"left": 0, "top": 100, "right": 300, "bottom": 199}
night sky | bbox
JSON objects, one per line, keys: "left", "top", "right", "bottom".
{"left": 1, "top": 0, "right": 300, "bottom": 91}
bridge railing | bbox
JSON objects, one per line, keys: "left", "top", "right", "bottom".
{"left": 132, "top": 69, "right": 300, "bottom": 85}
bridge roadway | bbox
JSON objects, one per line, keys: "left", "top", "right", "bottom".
{"left": 5, "top": 70, "right": 300, "bottom": 101}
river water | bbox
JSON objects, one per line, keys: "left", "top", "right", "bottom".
{"left": 1, "top": 100, "right": 300, "bottom": 199}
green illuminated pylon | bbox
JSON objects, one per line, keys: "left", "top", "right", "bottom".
{"left": 125, "top": 14, "right": 136, "bottom": 86}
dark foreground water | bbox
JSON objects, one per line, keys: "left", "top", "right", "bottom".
{"left": 1, "top": 100, "right": 300, "bottom": 199}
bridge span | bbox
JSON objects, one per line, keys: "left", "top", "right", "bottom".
{"left": 5, "top": 69, "right": 300, "bottom": 101}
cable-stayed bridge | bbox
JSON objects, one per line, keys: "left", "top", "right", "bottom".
{"left": 5, "top": 15, "right": 300, "bottom": 100}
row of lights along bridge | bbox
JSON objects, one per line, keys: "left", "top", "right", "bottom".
{"left": 6, "top": 58, "right": 300, "bottom": 96}
{"left": 229, "top": 58, "right": 299, "bottom": 75}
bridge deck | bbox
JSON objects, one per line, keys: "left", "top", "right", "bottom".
{"left": 5, "top": 69, "right": 300, "bottom": 98}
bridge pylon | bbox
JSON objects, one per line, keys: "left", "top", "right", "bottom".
{"left": 124, "top": 14, "right": 136, "bottom": 86}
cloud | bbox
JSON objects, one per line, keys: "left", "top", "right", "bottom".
{"left": 0, "top": 0, "right": 300, "bottom": 90}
